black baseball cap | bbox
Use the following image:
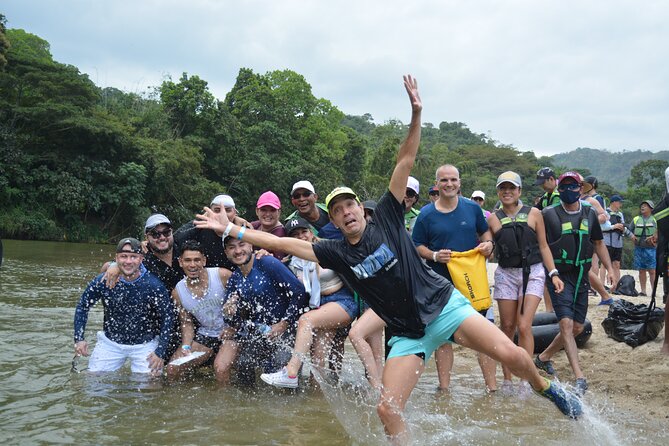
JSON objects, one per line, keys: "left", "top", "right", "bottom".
{"left": 116, "top": 237, "right": 143, "bottom": 254}
{"left": 284, "top": 216, "right": 312, "bottom": 235}
{"left": 534, "top": 167, "right": 556, "bottom": 185}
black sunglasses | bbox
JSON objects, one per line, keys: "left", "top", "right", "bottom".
{"left": 405, "top": 189, "right": 418, "bottom": 198}
{"left": 292, "top": 191, "right": 313, "bottom": 200}
{"left": 149, "top": 228, "right": 172, "bottom": 239}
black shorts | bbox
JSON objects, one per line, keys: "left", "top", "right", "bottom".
{"left": 193, "top": 333, "right": 222, "bottom": 353}
{"left": 607, "top": 246, "right": 622, "bottom": 263}
{"left": 547, "top": 270, "right": 588, "bottom": 324}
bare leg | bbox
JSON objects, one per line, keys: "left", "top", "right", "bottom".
{"left": 649, "top": 269, "right": 657, "bottom": 296}
{"left": 377, "top": 354, "right": 425, "bottom": 445}
{"left": 165, "top": 342, "right": 213, "bottom": 380}
{"left": 516, "top": 295, "right": 542, "bottom": 365}
{"left": 640, "top": 269, "right": 648, "bottom": 294}
{"left": 478, "top": 351, "right": 497, "bottom": 391}
{"left": 286, "top": 303, "right": 352, "bottom": 377}
{"left": 497, "top": 299, "right": 518, "bottom": 381}
{"left": 539, "top": 319, "right": 585, "bottom": 379}
{"left": 434, "top": 343, "right": 454, "bottom": 390}
{"left": 589, "top": 270, "right": 611, "bottom": 302}
{"left": 349, "top": 308, "right": 386, "bottom": 389}
{"left": 543, "top": 286, "right": 554, "bottom": 312}
{"left": 311, "top": 328, "right": 337, "bottom": 370}
{"left": 611, "top": 260, "right": 621, "bottom": 291}
{"left": 213, "top": 340, "right": 239, "bottom": 385}
{"left": 662, "top": 303, "right": 669, "bottom": 355}
{"left": 452, "top": 314, "right": 546, "bottom": 391}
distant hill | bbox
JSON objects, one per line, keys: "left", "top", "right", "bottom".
{"left": 550, "top": 148, "right": 669, "bottom": 190}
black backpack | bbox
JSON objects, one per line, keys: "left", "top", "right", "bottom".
{"left": 616, "top": 274, "right": 638, "bottom": 296}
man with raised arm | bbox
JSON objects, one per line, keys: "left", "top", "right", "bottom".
{"left": 194, "top": 75, "right": 582, "bottom": 443}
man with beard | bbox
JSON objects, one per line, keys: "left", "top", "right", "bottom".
{"left": 218, "top": 236, "right": 308, "bottom": 386}
{"left": 194, "top": 75, "right": 583, "bottom": 441}
{"left": 74, "top": 237, "right": 176, "bottom": 375}
{"left": 104, "top": 214, "right": 184, "bottom": 291}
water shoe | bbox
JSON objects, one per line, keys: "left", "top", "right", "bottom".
{"left": 538, "top": 378, "right": 583, "bottom": 418}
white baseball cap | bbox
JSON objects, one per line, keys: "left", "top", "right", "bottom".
{"left": 406, "top": 176, "right": 420, "bottom": 195}
{"left": 291, "top": 180, "right": 316, "bottom": 195}
{"left": 210, "top": 194, "right": 235, "bottom": 208}
{"left": 471, "top": 190, "right": 486, "bottom": 200}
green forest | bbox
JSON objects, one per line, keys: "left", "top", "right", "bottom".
{"left": 1, "top": 15, "right": 667, "bottom": 247}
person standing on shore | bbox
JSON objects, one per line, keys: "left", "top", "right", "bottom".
{"left": 534, "top": 172, "right": 615, "bottom": 395}
{"left": 487, "top": 171, "right": 563, "bottom": 389}
{"left": 630, "top": 200, "right": 658, "bottom": 296}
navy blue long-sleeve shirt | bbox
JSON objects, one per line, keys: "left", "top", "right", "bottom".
{"left": 73, "top": 265, "right": 176, "bottom": 360}
{"left": 225, "top": 256, "right": 308, "bottom": 329}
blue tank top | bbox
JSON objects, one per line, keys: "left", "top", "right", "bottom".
{"left": 176, "top": 268, "right": 227, "bottom": 337}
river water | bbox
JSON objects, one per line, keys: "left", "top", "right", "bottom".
{"left": 0, "top": 239, "right": 665, "bottom": 445}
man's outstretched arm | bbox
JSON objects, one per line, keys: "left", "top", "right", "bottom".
{"left": 388, "top": 75, "right": 422, "bottom": 203}
{"left": 194, "top": 208, "right": 318, "bottom": 262}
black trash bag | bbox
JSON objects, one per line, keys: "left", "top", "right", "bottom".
{"left": 601, "top": 299, "right": 665, "bottom": 347}
{"left": 616, "top": 274, "right": 638, "bottom": 296}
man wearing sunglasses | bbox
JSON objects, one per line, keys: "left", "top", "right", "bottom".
{"left": 404, "top": 176, "right": 421, "bottom": 235}
{"left": 286, "top": 180, "right": 343, "bottom": 240}
{"left": 536, "top": 171, "right": 614, "bottom": 395}
{"left": 142, "top": 214, "right": 184, "bottom": 291}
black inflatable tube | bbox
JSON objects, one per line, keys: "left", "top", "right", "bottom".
{"left": 514, "top": 312, "right": 592, "bottom": 354}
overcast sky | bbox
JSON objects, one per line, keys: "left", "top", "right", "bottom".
{"left": 4, "top": 0, "right": 668, "bottom": 156}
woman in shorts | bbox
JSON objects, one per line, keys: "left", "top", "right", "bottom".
{"left": 487, "top": 171, "right": 564, "bottom": 386}
{"left": 260, "top": 217, "right": 358, "bottom": 388}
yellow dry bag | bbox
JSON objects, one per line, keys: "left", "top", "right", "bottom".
{"left": 446, "top": 248, "right": 491, "bottom": 311}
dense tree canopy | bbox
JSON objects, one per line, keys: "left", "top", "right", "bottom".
{"left": 0, "top": 20, "right": 665, "bottom": 244}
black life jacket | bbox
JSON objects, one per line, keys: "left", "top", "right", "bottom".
{"left": 543, "top": 204, "right": 594, "bottom": 274}
{"left": 494, "top": 205, "right": 542, "bottom": 268}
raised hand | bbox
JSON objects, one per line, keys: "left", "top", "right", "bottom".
{"left": 195, "top": 206, "right": 229, "bottom": 236}
{"left": 403, "top": 75, "right": 422, "bottom": 113}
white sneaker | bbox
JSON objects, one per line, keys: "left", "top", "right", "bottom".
{"left": 260, "top": 367, "right": 298, "bottom": 389}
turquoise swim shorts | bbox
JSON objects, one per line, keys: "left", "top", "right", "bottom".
{"left": 387, "top": 289, "right": 478, "bottom": 362}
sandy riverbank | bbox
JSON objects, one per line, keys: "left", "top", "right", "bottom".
{"left": 459, "top": 266, "right": 669, "bottom": 420}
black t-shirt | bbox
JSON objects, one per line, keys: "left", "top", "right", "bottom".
{"left": 174, "top": 221, "right": 234, "bottom": 270}
{"left": 313, "top": 191, "right": 453, "bottom": 339}
{"left": 143, "top": 248, "right": 184, "bottom": 292}
{"left": 309, "top": 207, "right": 331, "bottom": 231}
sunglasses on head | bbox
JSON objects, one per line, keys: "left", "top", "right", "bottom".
{"left": 558, "top": 183, "right": 581, "bottom": 191}
{"left": 148, "top": 228, "right": 172, "bottom": 239}
{"left": 292, "top": 191, "right": 313, "bottom": 200}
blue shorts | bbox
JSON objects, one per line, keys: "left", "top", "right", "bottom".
{"left": 633, "top": 247, "right": 656, "bottom": 270}
{"left": 386, "top": 290, "right": 478, "bottom": 362}
{"left": 321, "top": 287, "right": 359, "bottom": 320}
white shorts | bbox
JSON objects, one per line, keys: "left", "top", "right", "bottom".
{"left": 88, "top": 331, "right": 159, "bottom": 373}
{"left": 493, "top": 263, "right": 545, "bottom": 301}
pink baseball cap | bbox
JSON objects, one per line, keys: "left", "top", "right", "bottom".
{"left": 256, "top": 191, "right": 281, "bottom": 209}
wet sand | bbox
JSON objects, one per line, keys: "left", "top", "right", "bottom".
{"left": 454, "top": 266, "right": 669, "bottom": 420}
